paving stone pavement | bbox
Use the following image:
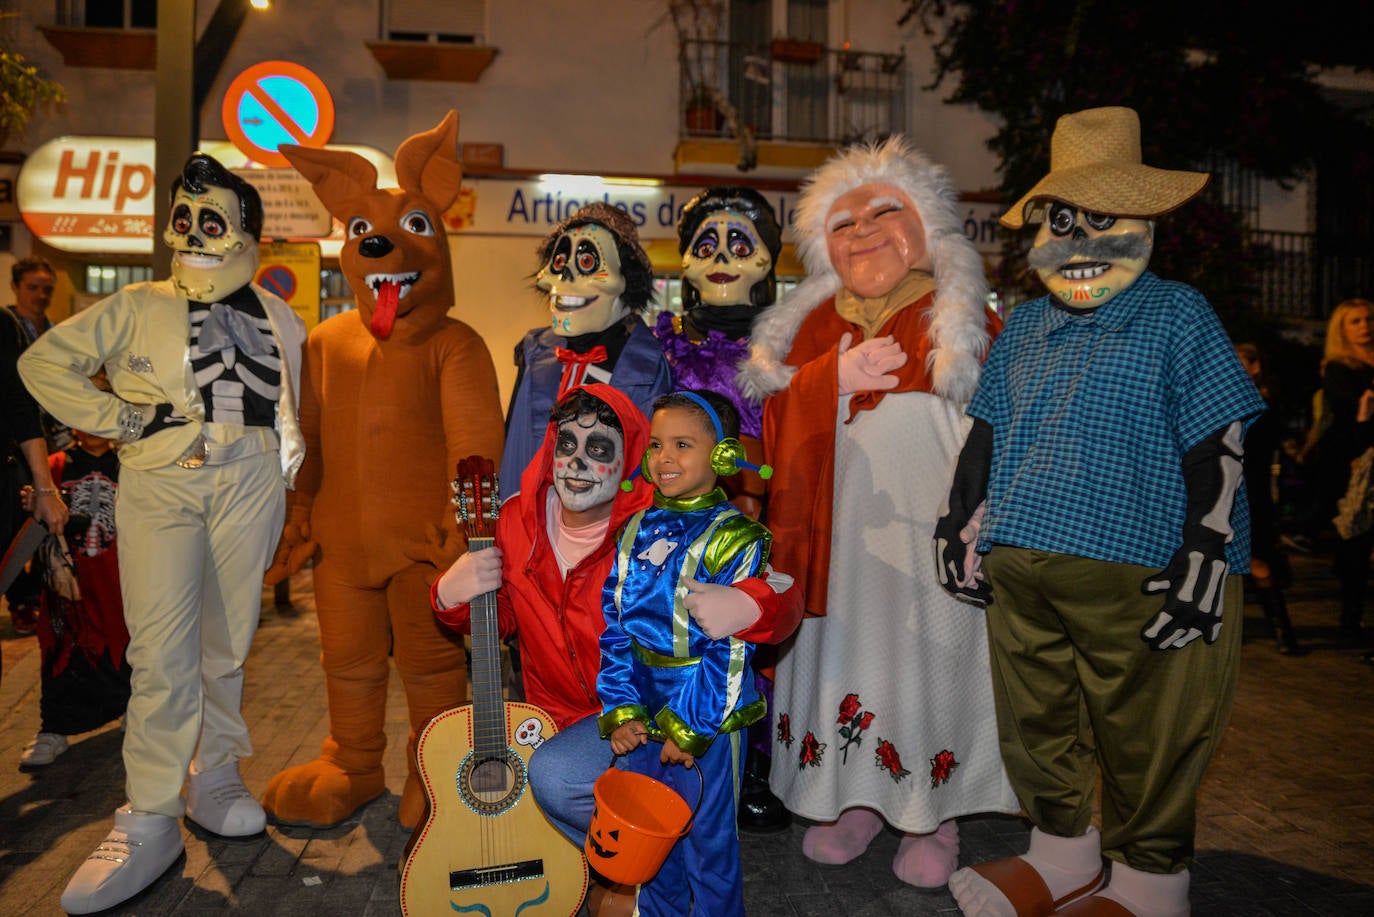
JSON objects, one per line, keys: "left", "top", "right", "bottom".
{"left": 0, "top": 551, "right": 1371, "bottom": 916}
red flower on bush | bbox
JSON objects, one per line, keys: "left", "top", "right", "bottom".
{"left": 875, "top": 738, "right": 911, "bottom": 783}
{"left": 799, "top": 731, "right": 826, "bottom": 769}
{"left": 777, "top": 713, "right": 793, "bottom": 749}
{"left": 929, "top": 749, "right": 959, "bottom": 787}
{"left": 837, "top": 693, "right": 861, "bottom": 725}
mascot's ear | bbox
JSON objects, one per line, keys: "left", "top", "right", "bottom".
{"left": 280, "top": 144, "right": 379, "bottom": 222}
{"left": 395, "top": 110, "right": 463, "bottom": 213}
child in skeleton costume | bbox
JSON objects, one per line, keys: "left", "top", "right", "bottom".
{"left": 739, "top": 136, "right": 1017, "bottom": 888}
{"left": 653, "top": 186, "right": 799, "bottom": 833}
{"left": 18, "top": 152, "right": 305, "bottom": 915}
{"left": 20, "top": 429, "right": 129, "bottom": 770}
{"left": 598, "top": 390, "right": 772, "bottom": 917}
{"left": 936, "top": 107, "right": 1266, "bottom": 917}
{"left": 501, "top": 202, "right": 672, "bottom": 498}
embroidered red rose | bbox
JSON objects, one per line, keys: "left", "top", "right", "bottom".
{"left": 929, "top": 749, "right": 959, "bottom": 787}
{"left": 837, "top": 693, "right": 861, "bottom": 725}
{"left": 836, "top": 695, "right": 874, "bottom": 764}
{"left": 777, "top": 713, "right": 793, "bottom": 748}
{"left": 875, "top": 738, "right": 911, "bottom": 782}
{"left": 799, "top": 731, "right": 826, "bottom": 769}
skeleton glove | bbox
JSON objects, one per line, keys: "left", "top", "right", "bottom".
{"left": 933, "top": 417, "right": 994, "bottom": 607}
{"left": 1140, "top": 422, "right": 1244, "bottom": 650}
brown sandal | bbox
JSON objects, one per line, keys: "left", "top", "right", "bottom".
{"left": 965, "top": 856, "right": 1105, "bottom": 915}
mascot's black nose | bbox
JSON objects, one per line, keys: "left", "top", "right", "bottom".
{"left": 359, "top": 235, "right": 394, "bottom": 259}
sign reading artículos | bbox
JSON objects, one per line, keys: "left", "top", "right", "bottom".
{"left": 16, "top": 136, "right": 391, "bottom": 254}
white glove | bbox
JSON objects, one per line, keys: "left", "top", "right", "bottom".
{"left": 684, "top": 578, "right": 762, "bottom": 639}
{"left": 434, "top": 546, "right": 503, "bottom": 609}
{"left": 837, "top": 333, "right": 908, "bottom": 396}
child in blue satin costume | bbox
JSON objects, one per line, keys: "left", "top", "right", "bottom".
{"left": 597, "top": 389, "right": 772, "bottom": 917}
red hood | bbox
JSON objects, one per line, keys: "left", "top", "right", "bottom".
{"left": 513, "top": 382, "right": 652, "bottom": 538}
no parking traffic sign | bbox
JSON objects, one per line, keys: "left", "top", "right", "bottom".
{"left": 222, "top": 61, "right": 335, "bottom": 168}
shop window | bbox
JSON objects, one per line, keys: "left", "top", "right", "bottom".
{"left": 321, "top": 268, "right": 356, "bottom": 321}
{"left": 84, "top": 264, "right": 152, "bottom": 295}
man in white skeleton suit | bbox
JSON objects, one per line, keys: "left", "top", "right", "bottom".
{"left": 19, "top": 152, "right": 306, "bottom": 915}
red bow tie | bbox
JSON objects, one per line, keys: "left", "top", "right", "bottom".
{"left": 555, "top": 345, "right": 609, "bottom": 395}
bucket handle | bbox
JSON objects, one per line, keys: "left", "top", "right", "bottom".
{"left": 611, "top": 745, "right": 706, "bottom": 836}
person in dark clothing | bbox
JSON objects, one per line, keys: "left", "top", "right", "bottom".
{"left": 1235, "top": 343, "right": 1301, "bottom": 655}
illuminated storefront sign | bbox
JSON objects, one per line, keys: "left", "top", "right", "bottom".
{"left": 16, "top": 136, "right": 391, "bottom": 254}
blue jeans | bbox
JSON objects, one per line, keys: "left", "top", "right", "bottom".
{"left": 528, "top": 713, "right": 621, "bottom": 848}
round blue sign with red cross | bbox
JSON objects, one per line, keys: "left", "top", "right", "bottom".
{"left": 222, "top": 61, "right": 335, "bottom": 168}
{"left": 257, "top": 265, "right": 297, "bottom": 301}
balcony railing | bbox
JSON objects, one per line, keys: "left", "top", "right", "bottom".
{"left": 680, "top": 38, "right": 906, "bottom": 145}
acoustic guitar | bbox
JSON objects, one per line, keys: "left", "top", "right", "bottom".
{"left": 400, "top": 456, "right": 588, "bottom": 916}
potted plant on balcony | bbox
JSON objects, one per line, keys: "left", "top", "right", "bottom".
{"left": 684, "top": 83, "right": 723, "bottom": 133}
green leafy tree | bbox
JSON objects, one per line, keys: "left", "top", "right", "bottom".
{"left": 921, "top": 0, "right": 1369, "bottom": 329}
{"left": 0, "top": 51, "right": 67, "bottom": 148}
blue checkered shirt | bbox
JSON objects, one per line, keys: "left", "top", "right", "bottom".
{"left": 967, "top": 272, "right": 1267, "bottom": 570}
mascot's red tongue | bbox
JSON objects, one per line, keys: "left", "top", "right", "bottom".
{"left": 370, "top": 281, "right": 401, "bottom": 338}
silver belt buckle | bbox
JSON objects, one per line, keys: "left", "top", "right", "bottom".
{"left": 174, "top": 434, "right": 209, "bottom": 469}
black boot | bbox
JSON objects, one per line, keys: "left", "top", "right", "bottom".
{"left": 738, "top": 748, "right": 791, "bottom": 834}
{"left": 1258, "top": 587, "right": 1302, "bottom": 655}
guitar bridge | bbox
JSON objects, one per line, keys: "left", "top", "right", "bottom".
{"left": 449, "top": 859, "right": 545, "bottom": 890}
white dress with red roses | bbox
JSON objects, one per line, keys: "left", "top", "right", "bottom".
{"left": 769, "top": 391, "right": 1018, "bottom": 833}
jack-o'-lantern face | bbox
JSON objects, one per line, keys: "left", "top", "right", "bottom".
{"left": 586, "top": 813, "right": 620, "bottom": 860}
{"left": 1028, "top": 202, "right": 1152, "bottom": 308}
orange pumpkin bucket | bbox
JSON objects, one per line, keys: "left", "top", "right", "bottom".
{"left": 583, "top": 756, "right": 704, "bottom": 886}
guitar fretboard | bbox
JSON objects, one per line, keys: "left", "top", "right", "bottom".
{"left": 466, "top": 536, "right": 506, "bottom": 760}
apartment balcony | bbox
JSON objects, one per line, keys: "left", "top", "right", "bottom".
{"left": 676, "top": 38, "right": 906, "bottom": 175}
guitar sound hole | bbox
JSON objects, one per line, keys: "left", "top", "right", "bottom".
{"left": 458, "top": 750, "right": 526, "bottom": 817}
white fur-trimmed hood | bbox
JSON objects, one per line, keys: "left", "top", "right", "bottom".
{"left": 738, "top": 136, "right": 992, "bottom": 406}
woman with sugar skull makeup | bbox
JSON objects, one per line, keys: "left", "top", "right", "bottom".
{"left": 19, "top": 153, "right": 306, "bottom": 915}
{"left": 740, "top": 136, "right": 1017, "bottom": 890}
{"left": 433, "top": 383, "right": 798, "bottom": 917}
{"left": 499, "top": 203, "right": 672, "bottom": 499}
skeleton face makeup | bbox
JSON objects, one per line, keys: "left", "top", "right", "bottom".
{"left": 536, "top": 224, "right": 629, "bottom": 337}
{"left": 1028, "top": 202, "right": 1152, "bottom": 308}
{"left": 164, "top": 184, "right": 258, "bottom": 301}
{"left": 681, "top": 211, "right": 773, "bottom": 307}
{"left": 553, "top": 412, "right": 625, "bottom": 517}
{"left": 825, "top": 183, "right": 929, "bottom": 299}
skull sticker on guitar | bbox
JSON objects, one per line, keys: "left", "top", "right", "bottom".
{"left": 513, "top": 716, "right": 547, "bottom": 750}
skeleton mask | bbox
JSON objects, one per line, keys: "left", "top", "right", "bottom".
{"left": 536, "top": 224, "right": 629, "bottom": 337}
{"left": 164, "top": 183, "right": 258, "bottom": 301}
{"left": 552, "top": 411, "right": 624, "bottom": 515}
{"left": 1028, "top": 202, "right": 1152, "bottom": 308}
{"left": 681, "top": 211, "right": 773, "bottom": 307}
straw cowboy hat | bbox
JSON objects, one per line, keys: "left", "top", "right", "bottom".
{"left": 1000, "top": 106, "right": 1209, "bottom": 229}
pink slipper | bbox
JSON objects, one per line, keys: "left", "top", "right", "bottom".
{"left": 893, "top": 818, "right": 960, "bottom": 888}
{"left": 802, "top": 807, "right": 884, "bottom": 865}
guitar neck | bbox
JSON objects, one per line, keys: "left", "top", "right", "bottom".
{"left": 466, "top": 536, "right": 506, "bottom": 758}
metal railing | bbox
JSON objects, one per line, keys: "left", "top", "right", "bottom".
{"left": 1251, "top": 230, "right": 1316, "bottom": 317}
{"left": 679, "top": 38, "right": 906, "bottom": 145}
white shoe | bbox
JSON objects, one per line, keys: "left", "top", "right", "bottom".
{"left": 185, "top": 760, "right": 266, "bottom": 836}
{"left": 60, "top": 807, "right": 184, "bottom": 914}
{"left": 20, "top": 732, "right": 68, "bottom": 768}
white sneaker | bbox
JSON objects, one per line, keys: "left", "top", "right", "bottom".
{"left": 60, "top": 807, "right": 184, "bottom": 915}
{"left": 185, "top": 760, "right": 266, "bottom": 836}
{"left": 20, "top": 732, "right": 68, "bottom": 768}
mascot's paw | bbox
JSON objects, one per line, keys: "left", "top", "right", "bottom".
{"left": 264, "top": 521, "right": 318, "bottom": 586}
{"left": 402, "top": 523, "right": 461, "bottom": 571}
{"left": 399, "top": 772, "right": 428, "bottom": 831}
{"left": 261, "top": 759, "right": 386, "bottom": 828}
